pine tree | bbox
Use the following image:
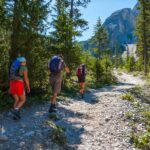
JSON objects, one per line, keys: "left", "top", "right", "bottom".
{"left": 92, "top": 18, "right": 108, "bottom": 59}
{"left": 136, "top": 0, "right": 150, "bottom": 75}
{"left": 51, "top": 0, "right": 90, "bottom": 68}
{"left": 2, "top": 0, "right": 52, "bottom": 88}
{"left": 5, "top": 0, "right": 51, "bottom": 62}
{"left": 69, "top": 0, "right": 90, "bottom": 36}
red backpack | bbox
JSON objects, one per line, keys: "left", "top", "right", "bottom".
{"left": 77, "top": 67, "right": 82, "bottom": 77}
{"left": 77, "top": 65, "right": 85, "bottom": 77}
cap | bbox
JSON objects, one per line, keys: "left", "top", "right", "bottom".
{"left": 17, "top": 57, "right": 26, "bottom": 62}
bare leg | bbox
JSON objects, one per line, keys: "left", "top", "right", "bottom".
{"left": 50, "top": 93, "right": 57, "bottom": 104}
{"left": 82, "top": 82, "right": 85, "bottom": 94}
{"left": 79, "top": 82, "right": 85, "bottom": 95}
{"left": 12, "top": 95, "right": 19, "bottom": 109}
{"left": 17, "top": 95, "right": 26, "bottom": 109}
{"left": 49, "top": 93, "right": 58, "bottom": 113}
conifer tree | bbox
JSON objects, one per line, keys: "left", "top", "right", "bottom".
{"left": 92, "top": 18, "right": 108, "bottom": 59}
{"left": 136, "top": 0, "right": 150, "bottom": 75}
{"left": 5, "top": 0, "right": 51, "bottom": 62}
{"left": 51, "top": 0, "right": 90, "bottom": 68}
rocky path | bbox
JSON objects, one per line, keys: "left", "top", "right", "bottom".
{"left": 0, "top": 72, "right": 145, "bottom": 150}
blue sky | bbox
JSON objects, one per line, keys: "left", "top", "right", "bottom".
{"left": 79, "top": 0, "right": 137, "bottom": 41}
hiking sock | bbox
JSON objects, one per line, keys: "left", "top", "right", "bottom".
{"left": 81, "top": 93, "right": 84, "bottom": 99}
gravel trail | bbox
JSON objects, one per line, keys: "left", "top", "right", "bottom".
{"left": 0, "top": 72, "right": 144, "bottom": 150}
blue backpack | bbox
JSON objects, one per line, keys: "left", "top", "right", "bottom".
{"left": 48, "top": 56, "right": 62, "bottom": 73}
{"left": 9, "top": 59, "right": 21, "bottom": 80}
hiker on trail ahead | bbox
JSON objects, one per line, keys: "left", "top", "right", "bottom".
{"left": 48, "top": 55, "right": 70, "bottom": 113}
{"left": 9, "top": 57, "right": 30, "bottom": 120}
{"left": 76, "top": 64, "right": 86, "bottom": 98}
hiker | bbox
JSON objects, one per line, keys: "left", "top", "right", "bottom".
{"left": 9, "top": 57, "right": 30, "bottom": 120}
{"left": 48, "top": 55, "right": 70, "bottom": 113}
{"left": 76, "top": 64, "right": 86, "bottom": 98}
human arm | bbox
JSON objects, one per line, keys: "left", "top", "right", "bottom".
{"left": 61, "top": 60, "right": 70, "bottom": 74}
{"left": 23, "top": 70, "right": 30, "bottom": 93}
{"left": 65, "top": 66, "right": 70, "bottom": 74}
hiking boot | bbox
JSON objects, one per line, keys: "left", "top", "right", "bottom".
{"left": 11, "top": 109, "right": 21, "bottom": 120}
{"left": 49, "top": 104, "right": 57, "bottom": 113}
{"left": 81, "top": 93, "right": 85, "bottom": 99}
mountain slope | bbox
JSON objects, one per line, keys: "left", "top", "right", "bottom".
{"left": 103, "top": 7, "right": 137, "bottom": 47}
{"left": 80, "top": 3, "right": 139, "bottom": 51}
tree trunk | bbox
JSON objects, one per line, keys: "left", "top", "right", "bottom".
{"left": 115, "top": 46, "right": 118, "bottom": 68}
{"left": 98, "top": 40, "right": 100, "bottom": 59}
{"left": 70, "top": 0, "right": 74, "bottom": 19}
{"left": 142, "top": 0, "right": 148, "bottom": 75}
{"left": 10, "top": 0, "right": 20, "bottom": 64}
{"left": 125, "top": 44, "right": 129, "bottom": 61}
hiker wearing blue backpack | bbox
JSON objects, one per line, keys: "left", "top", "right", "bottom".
{"left": 76, "top": 64, "right": 86, "bottom": 98}
{"left": 48, "top": 55, "right": 70, "bottom": 113}
{"left": 9, "top": 57, "right": 30, "bottom": 120}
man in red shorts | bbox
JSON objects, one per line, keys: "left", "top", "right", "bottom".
{"left": 9, "top": 57, "right": 30, "bottom": 120}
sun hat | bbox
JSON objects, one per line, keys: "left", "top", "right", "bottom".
{"left": 17, "top": 57, "right": 26, "bottom": 62}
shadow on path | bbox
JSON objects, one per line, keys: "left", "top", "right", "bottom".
{"left": 0, "top": 102, "right": 86, "bottom": 150}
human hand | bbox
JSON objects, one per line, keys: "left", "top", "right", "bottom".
{"left": 26, "top": 87, "right": 30, "bottom": 94}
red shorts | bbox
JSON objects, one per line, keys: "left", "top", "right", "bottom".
{"left": 10, "top": 80, "right": 25, "bottom": 96}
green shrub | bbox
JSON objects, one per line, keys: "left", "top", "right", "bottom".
{"left": 131, "top": 131, "right": 150, "bottom": 149}
{"left": 141, "top": 111, "right": 150, "bottom": 125}
{"left": 122, "top": 93, "right": 134, "bottom": 102}
{"left": 133, "top": 101, "right": 140, "bottom": 108}
{"left": 125, "top": 56, "right": 135, "bottom": 72}
{"left": 133, "top": 72, "right": 139, "bottom": 77}
{"left": 130, "top": 86, "right": 142, "bottom": 95}
{"left": 0, "top": 90, "right": 13, "bottom": 111}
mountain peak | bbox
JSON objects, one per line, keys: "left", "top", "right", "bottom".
{"left": 103, "top": 3, "right": 138, "bottom": 47}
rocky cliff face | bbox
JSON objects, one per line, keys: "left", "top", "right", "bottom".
{"left": 103, "top": 6, "right": 138, "bottom": 47}
{"left": 80, "top": 3, "right": 139, "bottom": 51}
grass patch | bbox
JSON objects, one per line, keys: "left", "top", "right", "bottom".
{"left": 122, "top": 93, "right": 134, "bottom": 102}
{"left": 130, "top": 131, "right": 150, "bottom": 149}
{"left": 141, "top": 110, "right": 150, "bottom": 126}
{"left": 133, "top": 72, "right": 139, "bottom": 77}
{"left": 45, "top": 120, "right": 67, "bottom": 146}
{"left": 49, "top": 113, "right": 59, "bottom": 121}
{"left": 129, "top": 103, "right": 150, "bottom": 149}
{"left": 50, "top": 125, "right": 66, "bottom": 146}
{"left": 129, "top": 86, "right": 142, "bottom": 95}
{"left": 133, "top": 101, "right": 141, "bottom": 108}
{"left": 125, "top": 112, "right": 134, "bottom": 119}
{"left": 118, "top": 72, "right": 122, "bottom": 76}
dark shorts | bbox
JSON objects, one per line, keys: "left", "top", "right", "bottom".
{"left": 78, "top": 76, "right": 85, "bottom": 83}
{"left": 50, "top": 76, "right": 62, "bottom": 94}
